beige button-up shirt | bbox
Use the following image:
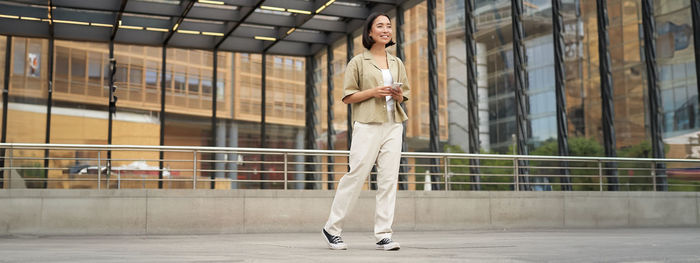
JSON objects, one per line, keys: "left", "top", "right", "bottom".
{"left": 343, "top": 50, "right": 410, "bottom": 123}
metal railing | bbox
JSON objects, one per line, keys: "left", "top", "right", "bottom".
{"left": 1, "top": 143, "right": 699, "bottom": 191}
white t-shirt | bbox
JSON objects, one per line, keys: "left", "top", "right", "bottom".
{"left": 380, "top": 69, "right": 394, "bottom": 121}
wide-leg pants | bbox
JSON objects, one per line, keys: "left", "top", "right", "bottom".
{"left": 324, "top": 120, "right": 403, "bottom": 242}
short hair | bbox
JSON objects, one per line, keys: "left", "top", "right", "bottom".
{"left": 362, "top": 12, "right": 396, "bottom": 50}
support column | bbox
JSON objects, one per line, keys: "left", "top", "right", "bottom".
{"left": 326, "top": 45, "right": 335, "bottom": 190}
{"left": 396, "top": 5, "right": 408, "bottom": 190}
{"left": 427, "top": 0, "right": 441, "bottom": 190}
{"left": 512, "top": 0, "right": 530, "bottom": 190}
{"left": 158, "top": 45, "right": 166, "bottom": 189}
{"left": 260, "top": 53, "right": 267, "bottom": 189}
{"left": 465, "top": 0, "right": 482, "bottom": 190}
{"left": 692, "top": 0, "right": 700, "bottom": 109}
{"left": 211, "top": 49, "right": 218, "bottom": 189}
{"left": 552, "top": 0, "right": 572, "bottom": 191}
{"left": 596, "top": 0, "right": 619, "bottom": 191}
{"left": 305, "top": 56, "right": 319, "bottom": 189}
{"left": 43, "top": 37, "right": 54, "bottom": 189}
{"left": 641, "top": 0, "right": 667, "bottom": 191}
{"left": 0, "top": 36, "right": 11, "bottom": 188}
{"left": 346, "top": 34, "right": 353, "bottom": 150}
{"left": 107, "top": 40, "right": 116, "bottom": 186}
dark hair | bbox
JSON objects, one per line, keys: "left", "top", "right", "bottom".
{"left": 362, "top": 12, "right": 395, "bottom": 50}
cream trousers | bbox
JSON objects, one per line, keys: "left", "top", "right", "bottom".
{"left": 324, "top": 119, "right": 403, "bottom": 242}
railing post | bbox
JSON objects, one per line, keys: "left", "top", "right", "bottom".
{"left": 97, "top": 151, "right": 101, "bottom": 190}
{"left": 444, "top": 156, "right": 449, "bottom": 191}
{"left": 598, "top": 160, "right": 603, "bottom": 192}
{"left": 284, "top": 153, "right": 288, "bottom": 190}
{"left": 193, "top": 150, "right": 198, "bottom": 189}
{"left": 651, "top": 161, "right": 657, "bottom": 192}
{"left": 513, "top": 157, "right": 519, "bottom": 192}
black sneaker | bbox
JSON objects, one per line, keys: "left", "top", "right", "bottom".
{"left": 322, "top": 228, "right": 347, "bottom": 250}
{"left": 376, "top": 238, "right": 400, "bottom": 251}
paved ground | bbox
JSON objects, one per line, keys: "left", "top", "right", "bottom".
{"left": 1, "top": 228, "right": 699, "bottom": 262}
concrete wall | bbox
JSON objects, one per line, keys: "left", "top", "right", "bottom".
{"left": 1, "top": 190, "right": 698, "bottom": 235}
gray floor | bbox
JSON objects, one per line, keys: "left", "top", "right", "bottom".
{"left": 1, "top": 228, "right": 699, "bottom": 262}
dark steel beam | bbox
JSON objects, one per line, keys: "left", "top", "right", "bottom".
{"left": 214, "top": 0, "right": 264, "bottom": 49}
{"left": 163, "top": 0, "right": 196, "bottom": 45}
{"left": 158, "top": 45, "right": 166, "bottom": 189}
{"left": 465, "top": 0, "right": 481, "bottom": 191}
{"left": 211, "top": 49, "right": 218, "bottom": 190}
{"left": 692, "top": 0, "right": 700, "bottom": 127}
{"left": 107, "top": 40, "right": 116, "bottom": 184}
{"left": 596, "top": 0, "right": 619, "bottom": 191}
{"left": 395, "top": 5, "right": 408, "bottom": 190}
{"left": 305, "top": 56, "right": 319, "bottom": 189}
{"left": 552, "top": 0, "right": 572, "bottom": 191}
{"left": 326, "top": 45, "right": 335, "bottom": 190}
{"left": 427, "top": 0, "right": 441, "bottom": 190}
{"left": 0, "top": 36, "right": 11, "bottom": 189}
{"left": 260, "top": 52, "right": 267, "bottom": 189}
{"left": 512, "top": 0, "right": 530, "bottom": 191}
{"left": 346, "top": 34, "right": 353, "bottom": 151}
{"left": 111, "top": 0, "right": 128, "bottom": 40}
{"left": 262, "top": 9, "right": 316, "bottom": 53}
{"left": 641, "top": 0, "right": 667, "bottom": 191}
{"left": 43, "top": 2, "right": 55, "bottom": 189}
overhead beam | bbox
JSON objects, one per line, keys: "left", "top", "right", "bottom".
{"left": 111, "top": 0, "right": 128, "bottom": 40}
{"left": 163, "top": 0, "right": 196, "bottom": 45}
{"left": 214, "top": 0, "right": 265, "bottom": 49}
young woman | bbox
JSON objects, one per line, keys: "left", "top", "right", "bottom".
{"left": 322, "top": 12, "right": 410, "bottom": 251}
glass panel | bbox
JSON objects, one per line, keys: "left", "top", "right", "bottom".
{"left": 6, "top": 37, "right": 46, "bottom": 188}
{"left": 163, "top": 48, "right": 214, "bottom": 189}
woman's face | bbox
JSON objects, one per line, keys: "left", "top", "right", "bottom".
{"left": 369, "top": 15, "right": 392, "bottom": 47}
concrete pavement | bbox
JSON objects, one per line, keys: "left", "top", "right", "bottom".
{"left": 1, "top": 228, "right": 699, "bottom": 262}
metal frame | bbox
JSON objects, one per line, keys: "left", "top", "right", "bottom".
{"left": 0, "top": 0, "right": 411, "bottom": 56}
{"left": 107, "top": 1, "right": 127, "bottom": 177}
{"left": 0, "top": 35, "right": 10, "bottom": 189}
{"left": 211, "top": 49, "right": 218, "bottom": 189}
{"left": 260, "top": 52, "right": 267, "bottom": 189}
{"left": 395, "top": 5, "right": 408, "bottom": 190}
{"left": 641, "top": 0, "right": 666, "bottom": 191}
{"left": 326, "top": 45, "right": 335, "bottom": 190}
{"left": 427, "top": 0, "right": 440, "bottom": 190}
{"left": 42, "top": 1, "right": 55, "bottom": 189}
{"left": 346, "top": 33, "right": 353, "bottom": 151}
{"left": 464, "top": 0, "right": 481, "bottom": 191}
{"left": 158, "top": 45, "right": 166, "bottom": 189}
{"left": 693, "top": 0, "right": 700, "bottom": 110}
{"left": 551, "top": 0, "right": 572, "bottom": 191}
{"left": 305, "top": 55, "right": 318, "bottom": 189}
{"left": 511, "top": 0, "right": 529, "bottom": 191}
{"left": 596, "top": 0, "right": 619, "bottom": 191}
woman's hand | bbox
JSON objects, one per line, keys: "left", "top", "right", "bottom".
{"left": 372, "top": 85, "right": 393, "bottom": 98}
{"left": 390, "top": 86, "right": 403, "bottom": 103}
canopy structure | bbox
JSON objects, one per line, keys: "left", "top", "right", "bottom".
{"left": 0, "top": 0, "right": 415, "bottom": 56}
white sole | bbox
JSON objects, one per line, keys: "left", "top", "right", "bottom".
{"left": 322, "top": 230, "right": 347, "bottom": 250}
{"left": 376, "top": 242, "right": 400, "bottom": 251}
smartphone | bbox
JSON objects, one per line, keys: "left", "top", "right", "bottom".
{"left": 391, "top": 82, "right": 403, "bottom": 91}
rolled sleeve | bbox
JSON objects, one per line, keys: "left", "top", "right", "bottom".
{"left": 343, "top": 58, "right": 360, "bottom": 101}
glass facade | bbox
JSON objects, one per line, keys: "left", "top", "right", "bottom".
{"left": 442, "top": 0, "right": 700, "bottom": 159}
